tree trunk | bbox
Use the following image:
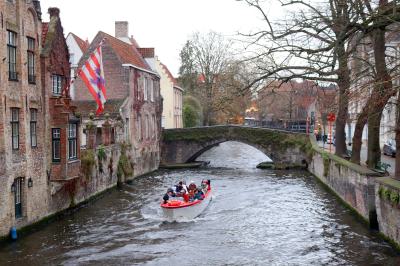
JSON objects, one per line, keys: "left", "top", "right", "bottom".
{"left": 367, "top": 111, "right": 382, "bottom": 168}
{"left": 366, "top": 22, "right": 391, "bottom": 168}
{"left": 335, "top": 43, "right": 350, "bottom": 157}
{"left": 351, "top": 111, "right": 368, "bottom": 164}
{"left": 203, "top": 107, "right": 210, "bottom": 126}
{"left": 395, "top": 91, "right": 400, "bottom": 180}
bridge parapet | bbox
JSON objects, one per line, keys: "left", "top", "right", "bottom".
{"left": 161, "top": 125, "right": 312, "bottom": 166}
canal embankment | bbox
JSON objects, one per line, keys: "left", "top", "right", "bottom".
{"left": 1, "top": 141, "right": 398, "bottom": 265}
{"left": 0, "top": 144, "right": 121, "bottom": 242}
{"left": 308, "top": 137, "right": 400, "bottom": 249}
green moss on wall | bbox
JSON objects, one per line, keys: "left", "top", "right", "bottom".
{"left": 117, "top": 143, "right": 133, "bottom": 180}
{"left": 81, "top": 149, "right": 96, "bottom": 179}
{"left": 378, "top": 184, "right": 400, "bottom": 205}
{"left": 322, "top": 152, "right": 330, "bottom": 177}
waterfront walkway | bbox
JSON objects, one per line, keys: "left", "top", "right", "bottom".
{"left": 317, "top": 141, "right": 395, "bottom": 175}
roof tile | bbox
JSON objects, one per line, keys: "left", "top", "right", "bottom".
{"left": 99, "top": 31, "right": 151, "bottom": 71}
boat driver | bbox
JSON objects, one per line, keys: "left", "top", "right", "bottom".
{"left": 163, "top": 188, "right": 176, "bottom": 204}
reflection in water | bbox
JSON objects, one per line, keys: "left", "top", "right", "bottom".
{"left": 0, "top": 141, "right": 398, "bottom": 265}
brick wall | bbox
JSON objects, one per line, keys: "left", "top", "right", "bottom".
{"left": 0, "top": 0, "right": 49, "bottom": 238}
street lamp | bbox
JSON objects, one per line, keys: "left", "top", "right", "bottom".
{"left": 28, "top": 178, "right": 33, "bottom": 188}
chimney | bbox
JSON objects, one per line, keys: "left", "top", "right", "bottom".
{"left": 115, "top": 21, "right": 129, "bottom": 38}
{"left": 137, "top": 48, "right": 155, "bottom": 58}
{"left": 48, "top": 7, "right": 60, "bottom": 18}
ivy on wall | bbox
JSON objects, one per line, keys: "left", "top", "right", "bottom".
{"left": 378, "top": 186, "right": 400, "bottom": 205}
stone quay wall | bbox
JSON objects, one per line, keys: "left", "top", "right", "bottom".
{"left": 0, "top": 144, "right": 120, "bottom": 239}
{"left": 308, "top": 138, "right": 382, "bottom": 226}
{"left": 375, "top": 177, "right": 400, "bottom": 248}
{"left": 308, "top": 138, "right": 400, "bottom": 248}
{"left": 48, "top": 145, "right": 120, "bottom": 215}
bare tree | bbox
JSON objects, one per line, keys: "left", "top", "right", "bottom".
{"left": 349, "top": 0, "right": 400, "bottom": 168}
{"left": 240, "top": 0, "right": 363, "bottom": 157}
{"left": 180, "top": 32, "right": 247, "bottom": 126}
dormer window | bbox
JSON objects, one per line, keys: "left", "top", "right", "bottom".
{"left": 52, "top": 75, "right": 63, "bottom": 96}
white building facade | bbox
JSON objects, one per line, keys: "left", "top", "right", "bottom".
{"left": 66, "top": 33, "right": 88, "bottom": 100}
{"left": 154, "top": 59, "right": 183, "bottom": 128}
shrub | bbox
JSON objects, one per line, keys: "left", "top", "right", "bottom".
{"left": 81, "top": 149, "right": 96, "bottom": 179}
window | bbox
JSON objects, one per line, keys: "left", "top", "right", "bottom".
{"left": 14, "top": 177, "right": 23, "bottom": 218}
{"left": 137, "top": 76, "right": 142, "bottom": 101}
{"left": 7, "top": 31, "right": 17, "bottom": 81}
{"left": 145, "top": 114, "right": 150, "bottom": 139}
{"left": 52, "top": 75, "right": 63, "bottom": 95}
{"left": 143, "top": 76, "right": 148, "bottom": 101}
{"left": 161, "top": 116, "right": 165, "bottom": 128}
{"left": 52, "top": 128, "right": 61, "bottom": 162}
{"left": 69, "top": 53, "right": 74, "bottom": 65}
{"left": 152, "top": 114, "right": 156, "bottom": 139}
{"left": 11, "top": 108, "right": 19, "bottom": 150}
{"left": 137, "top": 115, "right": 142, "bottom": 140}
{"left": 68, "top": 124, "right": 77, "bottom": 160}
{"left": 30, "top": 109, "right": 37, "bottom": 147}
{"left": 150, "top": 78, "right": 154, "bottom": 102}
{"left": 27, "top": 37, "right": 35, "bottom": 84}
{"left": 153, "top": 80, "right": 158, "bottom": 99}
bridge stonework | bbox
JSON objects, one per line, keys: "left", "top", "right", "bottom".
{"left": 161, "top": 126, "right": 312, "bottom": 166}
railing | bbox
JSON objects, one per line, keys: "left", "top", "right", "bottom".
{"left": 243, "top": 120, "right": 308, "bottom": 133}
{"left": 164, "top": 123, "right": 307, "bottom": 134}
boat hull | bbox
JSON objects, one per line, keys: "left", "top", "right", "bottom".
{"left": 161, "top": 191, "right": 212, "bottom": 221}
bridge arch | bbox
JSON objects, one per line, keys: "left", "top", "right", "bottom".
{"left": 161, "top": 126, "right": 312, "bottom": 167}
{"left": 186, "top": 139, "right": 273, "bottom": 163}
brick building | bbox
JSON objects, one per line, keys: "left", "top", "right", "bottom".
{"left": 0, "top": 0, "right": 47, "bottom": 237}
{"left": 0, "top": 1, "right": 85, "bottom": 237}
{"left": 41, "top": 8, "right": 81, "bottom": 183}
{"left": 73, "top": 22, "right": 162, "bottom": 179}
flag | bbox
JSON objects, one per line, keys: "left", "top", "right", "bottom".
{"left": 77, "top": 44, "right": 106, "bottom": 115}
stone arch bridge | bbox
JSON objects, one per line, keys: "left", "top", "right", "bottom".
{"left": 161, "top": 126, "right": 312, "bottom": 167}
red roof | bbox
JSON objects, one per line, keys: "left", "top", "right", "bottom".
{"left": 99, "top": 31, "right": 151, "bottom": 71}
{"left": 160, "top": 62, "right": 178, "bottom": 87}
{"left": 41, "top": 22, "right": 49, "bottom": 45}
{"left": 70, "top": 32, "right": 89, "bottom": 53}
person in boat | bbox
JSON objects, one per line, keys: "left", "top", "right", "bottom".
{"left": 177, "top": 189, "right": 189, "bottom": 202}
{"left": 200, "top": 180, "right": 209, "bottom": 193}
{"left": 193, "top": 188, "right": 204, "bottom": 201}
{"left": 181, "top": 181, "right": 189, "bottom": 192}
{"left": 163, "top": 188, "right": 176, "bottom": 204}
{"left": 175, "top": 182, "right": 184, "bottom": 193}
{"left": 176, "top": 181, "right": 188, "bottom": 193}
{"left": 188, "top": 181, "right": 197, "bottom": 191}
{"left": 188, "top": 188, "right": 195, "bottom": 201}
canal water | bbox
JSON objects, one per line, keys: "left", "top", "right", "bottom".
{"left": 0, "top": 141, "right": 399, "bottom": 265}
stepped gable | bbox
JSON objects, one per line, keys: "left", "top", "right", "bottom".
{"left": 160, "top": 62, "right": 178, "bottom": 87}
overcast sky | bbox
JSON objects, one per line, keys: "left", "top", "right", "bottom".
{"left": 39, "top": 0, "right": 275, "bottom": 76}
